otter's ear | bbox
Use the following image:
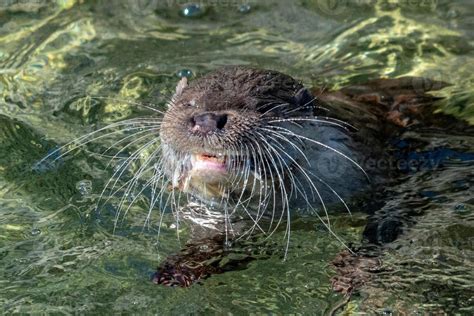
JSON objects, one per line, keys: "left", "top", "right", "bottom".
{"left": 171, "top": 77, "right": 188, "bottom": 103}
{"left": 293, "top": 88, "right": 315, "bottom": 107}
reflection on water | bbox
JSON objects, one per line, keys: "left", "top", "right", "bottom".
{"left": 0, "top": 0, "right": 472, "bottom": 314}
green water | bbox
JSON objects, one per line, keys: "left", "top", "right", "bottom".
{"left": 0, "top": 0, "right": 473, "bottom": 314}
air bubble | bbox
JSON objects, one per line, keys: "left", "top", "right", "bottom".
{"left": 238, "top": 4, "right": 251, "bottom": 14}
{"left": 30, "top": 228, "right": 41, "bottom": 236}
{"left": 76, "top": 180, "right": 92, "bottom": 196}
{"left": 127, "top": 193, "right": 136, "bottom": 202}
{"left": 454, "top": 203, "right": 468, "bottom": 214}
{"left": 33, "top": 147, "right": 63, "bottom": 172}
{"left": 199, "top": 244, "right": 209, "bottom": 251}
{"left": 447, "top": 9, "right": 460, "bottom": 19}
{"left": 381, "top": 309, "right": 393, "bottom": 316}
{"left": 177, "top": 69, "right": 193, "bottom": 78}
{"left": 181, "top": 4, "right": 203, "bottom": 18}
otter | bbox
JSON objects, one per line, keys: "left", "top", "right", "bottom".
{"left": 151, "top": 66, "right": 459, "bottom": 287}
{"left": 40, "top": 66, "right": 462, "bottom": 289}
{"left": 160, "top": 67, "right": 376, "bottom": 225}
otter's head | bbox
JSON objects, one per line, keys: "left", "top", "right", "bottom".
{"left": 160, "top": 67, "right": 315, "bottom": 204}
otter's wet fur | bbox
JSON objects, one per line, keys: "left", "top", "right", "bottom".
{"left": 160, "top": 67, "right": 375, "bottom": 239}
{"left": 39, "top": 66, "right": 463, "bottom": 288}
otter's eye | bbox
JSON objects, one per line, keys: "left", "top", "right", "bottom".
{"left": 183, "top": 101, "right": 195, "bottom": 107}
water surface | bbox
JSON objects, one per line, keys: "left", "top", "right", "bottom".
{"left": 0, "top": 0, "right": 473, "bottom": 314}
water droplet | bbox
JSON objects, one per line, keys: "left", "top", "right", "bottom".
{"left": 76, "top": 180, "right": 93, "bottom": 196}
{"left": 33, "top": 147, "right": 63, "bottom": 173}
{"left": 454, "top": 203, "right": 468, "bottom": 214}
{"left": 238, "top": 4, "right": 251, "bottom": 13}
{"left": 177, "top": 68, "right": 193, "bottom": 78}
{"left": 127, "top": 193, "right": 136, "bottom": 202}
{"left": 381, "top": 309, "right": 393, "bottom": 316}
{"left": 199, "top": 244, "right": 209, "bottom": 251}
{"left": 181, "top": 3, "right": 203, "bottom": 18}
{"left": 447, "top": 8, "right": 459, "bottom": 19}
{"left": 30, "top": 228, "right": 41, "bottom": 236}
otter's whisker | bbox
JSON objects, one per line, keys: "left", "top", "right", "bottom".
{"left": 247, "top": 139, "right": 279, "bottom": 231}
{"left": 227, "top": 144, "right": 266, "bottom": 235}
{"left": 258, "top": 129, "right": 333, "bottom": 230}
{"left": 256, "top": 134, "right": 293, "bottom": 259}
{"left": 261, "top": 128, "right": 311, "bottom": 169}
{"left": 310, "top": 205, "right": 355, "bottom": 255}
{"left": 142, "top": 164, "right": 162, "bottom": 231}
{"left": 111, "top": 138, "right": 162, "bottom": 230}
{"left": 103, "top": 127, "right": 161, "bottom": 169}
{"left": 307, "top": 170, "right": 352, "bottom": 216}
{"left": 101, "top": 125, "right": 161, "bottom": 158}
{"left": 261, "top": 143, "right": 350, "bottom": 255}
{"left": 267, "top": 125, "right": 369, "bottom": 181}
{"left": 234, "top": 144, "right": 270, "bottom": 236}
{"left": 252, "top": 131, "right": 290, "bottom": 231}
{"left": 259, "top": 130, "right": 313, "bottom": 201}
{"left": 95, "top": 131, "right": 162, "bottom": 213}
{"left": 89, "top": 96, "right": 167, "bottom": 115}
{"left": 258, "top": 102, "right": 292, "bottom": 117}
{"left": 267, "top": 117, "right": 355, "bottom": 132}
{"left": 38, "top": 118, "right": 161, "bottom": 165}
{"left": 120, "top": 156, "right": 164, "bottom": 227}
{"left": 234, "top": 142, "right": 273, "bottom": 239}
{"left": 250, "top": 133, "right": 292, "bottom": 245}
{"left": 253, "top": 145, "right": 298, "bottom": 255}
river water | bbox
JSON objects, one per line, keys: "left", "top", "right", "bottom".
{"left": 0, "top": 0, "right": 473, "bottom": 314}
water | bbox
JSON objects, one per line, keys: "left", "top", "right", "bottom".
{"left": 0, "top": 0, "right": 473, "bottom": 314}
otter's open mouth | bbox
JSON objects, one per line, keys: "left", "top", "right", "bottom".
{"left": 191, "top": 153, "right": 227, "bottom": 174}
{"left": 176, "top": 151, "right": 258, "bottom": 201}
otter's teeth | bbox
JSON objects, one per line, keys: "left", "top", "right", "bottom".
{"left": 196, "top": 153, "right": 226, "bottom": 164}
{"left": 191, "top": 153, "right": 227, "bottom": 172}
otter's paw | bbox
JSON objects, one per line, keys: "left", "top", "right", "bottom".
{"left": 330, "top": 250, "right": 383, "bottom": 295}
{"left": 152, "top": 262, "right": 205, "bottom": 287}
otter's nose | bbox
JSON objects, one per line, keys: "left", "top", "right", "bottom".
{"left": 191, "top": 112, "right": 228, "bottom": 134}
